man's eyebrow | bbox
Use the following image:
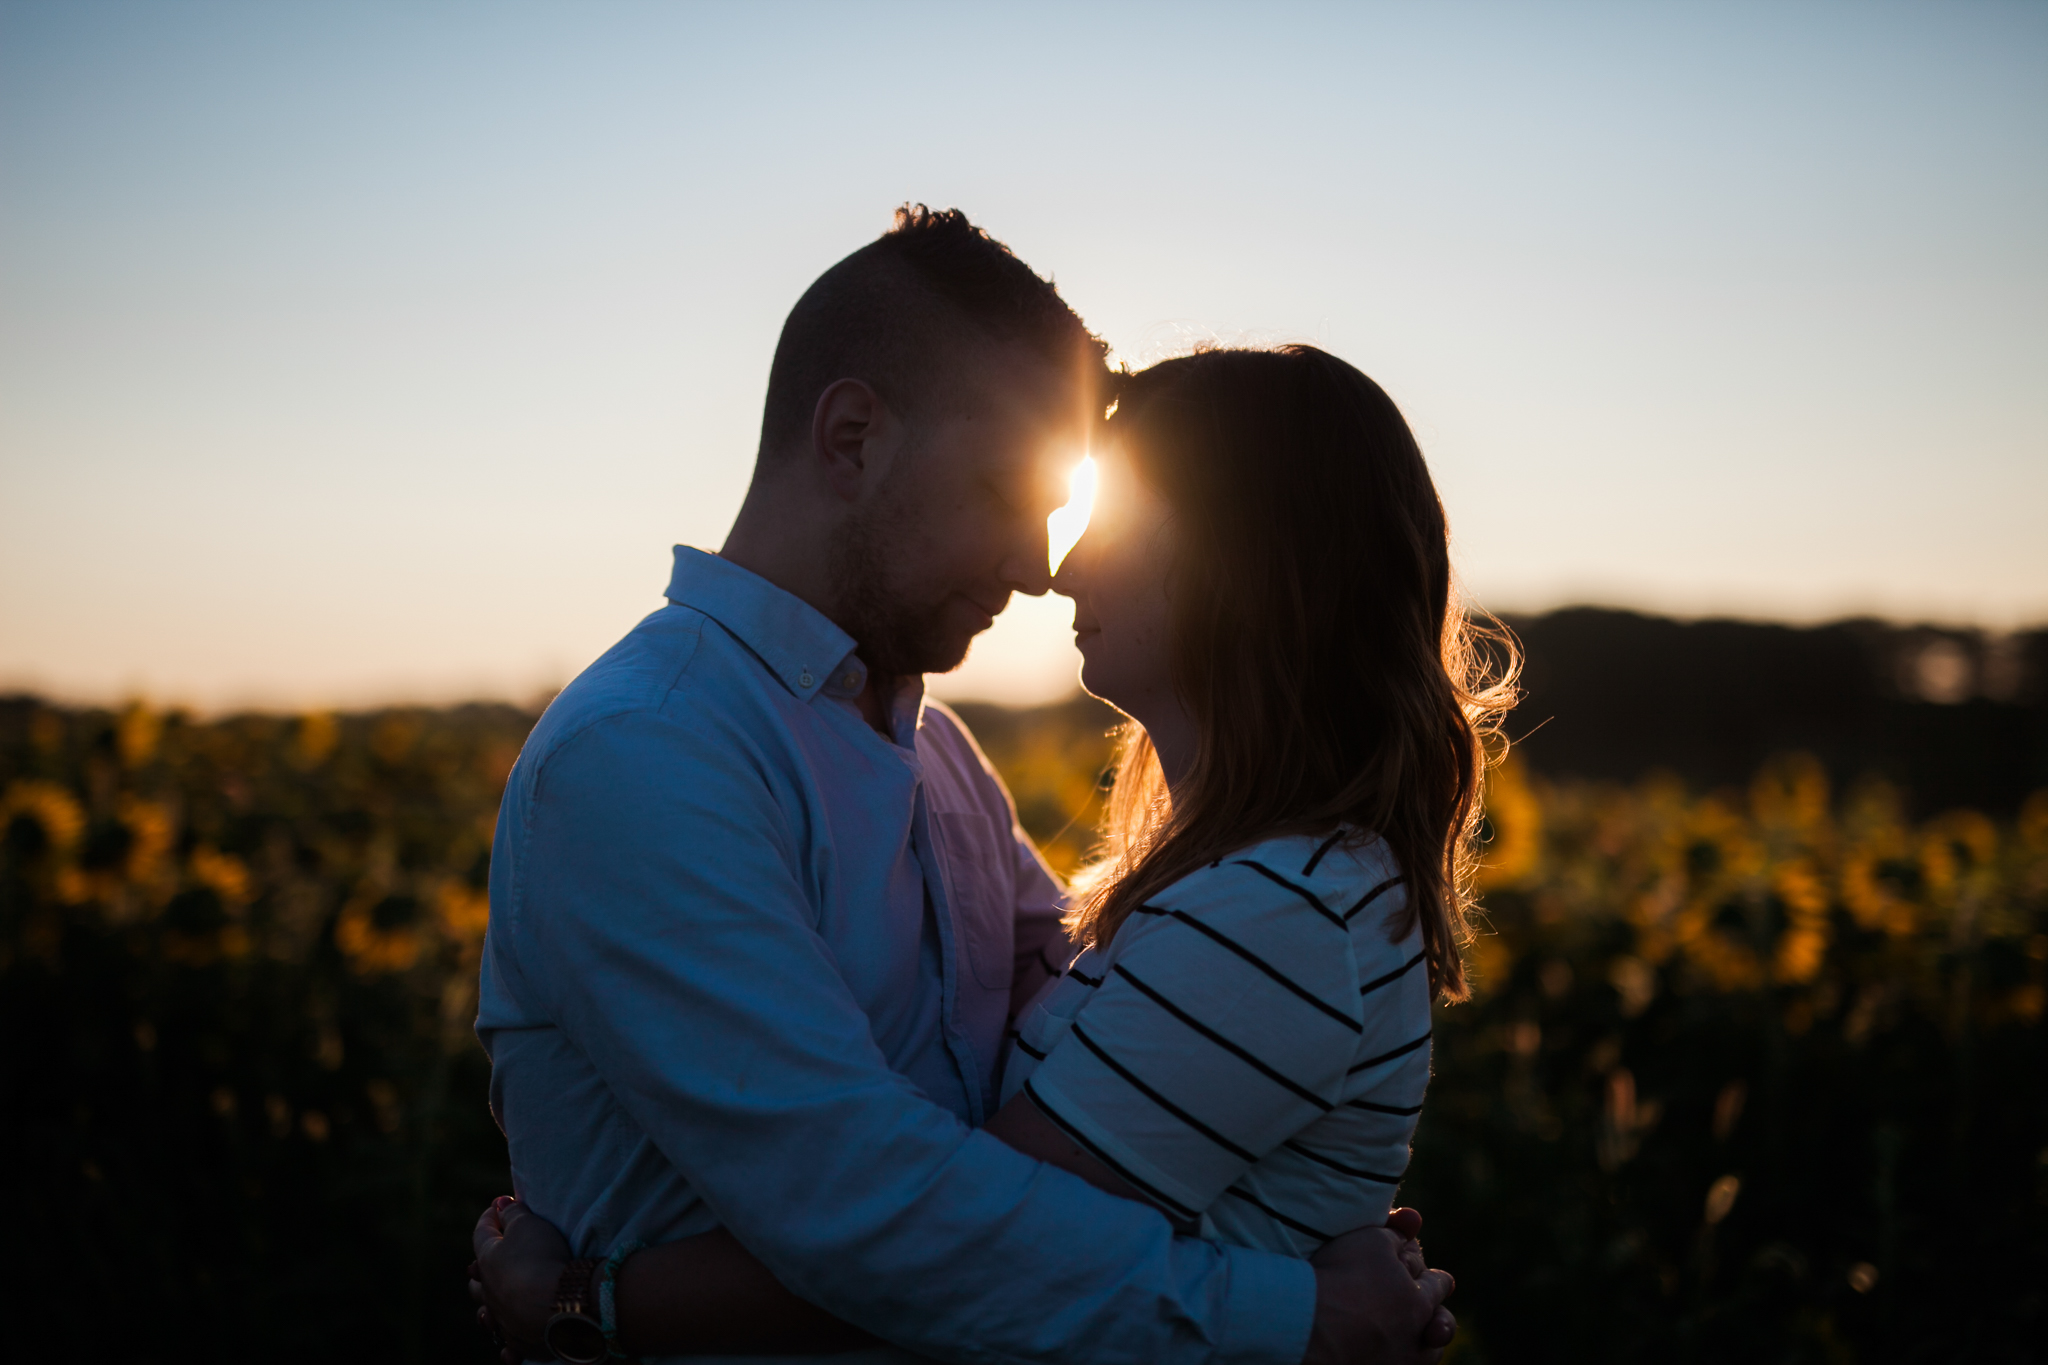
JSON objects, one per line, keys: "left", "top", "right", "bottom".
{"left": 980, "top": 470, "right": 1025, "bottom": 510}
{"left": 988, "top": 468, "right": 1056, "bottom": 513}
{"left": 1009, "top": 453, "right": 1079, "bottom": 505}
{"left": 983, "top": 439, "right": 1050, "bottom": 481}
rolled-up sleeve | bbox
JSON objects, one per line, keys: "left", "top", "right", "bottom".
{"left": 506, "top": 708, "right": 1314, "bottom": 1365}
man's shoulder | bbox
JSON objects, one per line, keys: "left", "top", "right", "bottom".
{"left": 518, "top": 602, "right": 771, "bottom": 785}
{"left": 522, "top": 605, "right": 697, "bottom": 755}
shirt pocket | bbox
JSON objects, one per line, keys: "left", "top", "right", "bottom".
{"left": 935, "top": 810, "right": 1014, "bottom": 990}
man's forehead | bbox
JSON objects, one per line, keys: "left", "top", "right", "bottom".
{"left": 959, "top": 334, "right": 1098, "bottom": 414}
{"left": 951, "top": 339, "right": 1101, "bottom": 455}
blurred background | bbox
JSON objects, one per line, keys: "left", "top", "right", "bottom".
{"left": 2, "top": 2, "right": 2043, "bottom": 1361}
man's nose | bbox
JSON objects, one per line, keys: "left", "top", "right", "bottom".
{"left": 998, "top": 530, "right": 1054, "bottom": 597}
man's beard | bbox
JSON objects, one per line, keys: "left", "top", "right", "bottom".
{"left": 826, "top": 498, "right": 973, "bottom": 680}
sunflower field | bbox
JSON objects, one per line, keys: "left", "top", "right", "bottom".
{"left": 4, "top": 695, "right": 2042, "bottom": 1362}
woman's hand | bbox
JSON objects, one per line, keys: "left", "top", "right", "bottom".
{"left": 469, "top": 1196, "right": 570, "bottom": 1364}
{"left": 1388, "top": 1208, "right": 1455, "bottom": 1349}
{"left": 1385, "top": 1206, "right": 1431, "bottom": 1283}
{"left": 1304, "top": 1219, "right": 1455, "bottom": 1365}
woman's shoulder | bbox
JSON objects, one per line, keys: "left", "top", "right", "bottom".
{"left": 1109, "top": 829, "right": 1413, "bottom": 1013}
{"left": 1154, "top": 828, "right": 1398, "bottom": 905}
{"left": 1151, "top": 829, "right": 1412, "bottom": 943}
{"left": 1130, "top": 828, "right": 1403, "bottom": 948}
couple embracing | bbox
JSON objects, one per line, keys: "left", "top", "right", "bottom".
{"left": 468, "top": 205, "right": 1512, "bottom": 1365}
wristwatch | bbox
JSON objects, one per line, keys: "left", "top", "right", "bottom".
{"left": 543, "top": 1258, "right": 608, "bottom": 1365}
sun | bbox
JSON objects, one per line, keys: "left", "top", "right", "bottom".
{"left": 1046, "top": 456, "right": 1097, "bottom": 575}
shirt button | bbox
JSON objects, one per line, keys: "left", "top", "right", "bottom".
{"left": 843, "top": 673, "right": 858, "bottom": 688}
{"left": 798, "top": 670, "right": 814, "bottom": 688}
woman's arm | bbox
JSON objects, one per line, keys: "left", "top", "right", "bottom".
{"left": 612, "top": 1227, "right": 878, "bottom": 1355}
{"left": 471, "top": 1096, "right": 1176, "bottom": 1360}
{"left": 471, "top": 1200, "right": 874, "bottom": 1360}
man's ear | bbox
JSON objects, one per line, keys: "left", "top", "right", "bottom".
{"left": 811, "top": 378, "right": 890, "bottom": 503}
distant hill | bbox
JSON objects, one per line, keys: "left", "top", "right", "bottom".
{"left": 958, "top": 609, "right": 2048, "bottom": 819}
{"left": 1499, "top": 609, "right": 2048, "bottom": 815}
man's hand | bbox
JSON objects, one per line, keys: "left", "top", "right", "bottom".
{"left": 1303, "top": 1208, "right": 1456, "bottom": 1365}
{"left": 469, "top": 1197, "right": 570, "bottom": 1364}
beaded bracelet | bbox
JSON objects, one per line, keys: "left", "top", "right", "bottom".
{"left": 598, "top": 1239, "right": 645, "bottom": 1362}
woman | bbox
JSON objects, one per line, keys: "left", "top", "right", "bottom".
{"left": 473, "top": 344, "right": 1513, "bottom": 1358}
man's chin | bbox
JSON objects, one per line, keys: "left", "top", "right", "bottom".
{"left": 915, "top": 632, "right": 976, "bottom": 677}
{"left": 863, "top": 623, "right": 976, "bottom": 680}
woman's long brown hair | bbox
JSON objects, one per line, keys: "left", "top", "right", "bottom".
{"left": 1066, "top": 346, "right": 1518, "bottom": 1002}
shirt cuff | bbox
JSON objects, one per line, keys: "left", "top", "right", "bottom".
{"left": 1198, "top": 1241, "right": 1317, "bottom": 1365}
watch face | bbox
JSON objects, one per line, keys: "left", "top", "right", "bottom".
{"left": 544, "top": 1311, "right": 608, "bottom": 1365}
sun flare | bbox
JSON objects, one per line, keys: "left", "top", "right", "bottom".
{"left": 1046, "top": 456, "right": 1097, "bottom": 575}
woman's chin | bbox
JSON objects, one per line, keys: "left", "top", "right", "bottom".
{"left": 1074, "top": 661, "right": 1127, "bottom": 714}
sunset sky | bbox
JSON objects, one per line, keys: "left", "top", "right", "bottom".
{"left": 3, "top": 1, "right": 2043, "bottom": 709}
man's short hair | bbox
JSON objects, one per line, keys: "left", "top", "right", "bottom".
{"left": 758, "top": 205, "right": 1109, "bottom": 459}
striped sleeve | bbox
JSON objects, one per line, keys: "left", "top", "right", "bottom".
{"left": 1022, "top": 864, "right": 1362, "bottom": 1220}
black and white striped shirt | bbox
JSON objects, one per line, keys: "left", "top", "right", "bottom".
{"left": 1001, "top": 829, "right": 1431, "bottom": 1257}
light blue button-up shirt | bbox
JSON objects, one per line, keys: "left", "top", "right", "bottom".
{"left": 478, "top": 548, "right": 1313, "bottom": 1365}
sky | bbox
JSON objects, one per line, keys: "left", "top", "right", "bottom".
{"left": 2, "top": 1, "right": 2043, "bottom": 710}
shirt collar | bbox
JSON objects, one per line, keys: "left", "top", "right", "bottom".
{"left": 665, "top": 546, "right": 860, "bottom": 702}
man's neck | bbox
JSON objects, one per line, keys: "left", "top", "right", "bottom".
{"left": 718, "top": 489, "right": 844, "bottom": 629}
{"left": 716, "top": 543, "right": 836, "bottom": 625}
{"left": 723, "top": 489, "right": 901, "bottom": 741}
{"left": 723, "top": 537, "right": 897, "bottom": 740}
{"left": 854, "top": 674, "right": 894, "bottom": 737}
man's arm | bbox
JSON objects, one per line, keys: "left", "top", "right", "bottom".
{"left": 506, "top": 708, "right": 1314, "bottom": 1365}
{"left": 470, "top": 1192, "right": 1456, "bottom": 1363}
{"left": 467, "top": 1091, "right": 1199, "bottom": 1362}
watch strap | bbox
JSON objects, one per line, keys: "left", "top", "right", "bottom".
{"left": 598, "top": 1240, "right": 646, "bottom": 1361}
{"left": 546, "top": 1257, "right": 609, "bottom": 1365}
{"left": 553, "top": 1257, "right": 601, "bottom": 1317}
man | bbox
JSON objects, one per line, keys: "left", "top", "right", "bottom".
{"left": 475, "top": 206, "right": 1453, "bottom": 1363}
